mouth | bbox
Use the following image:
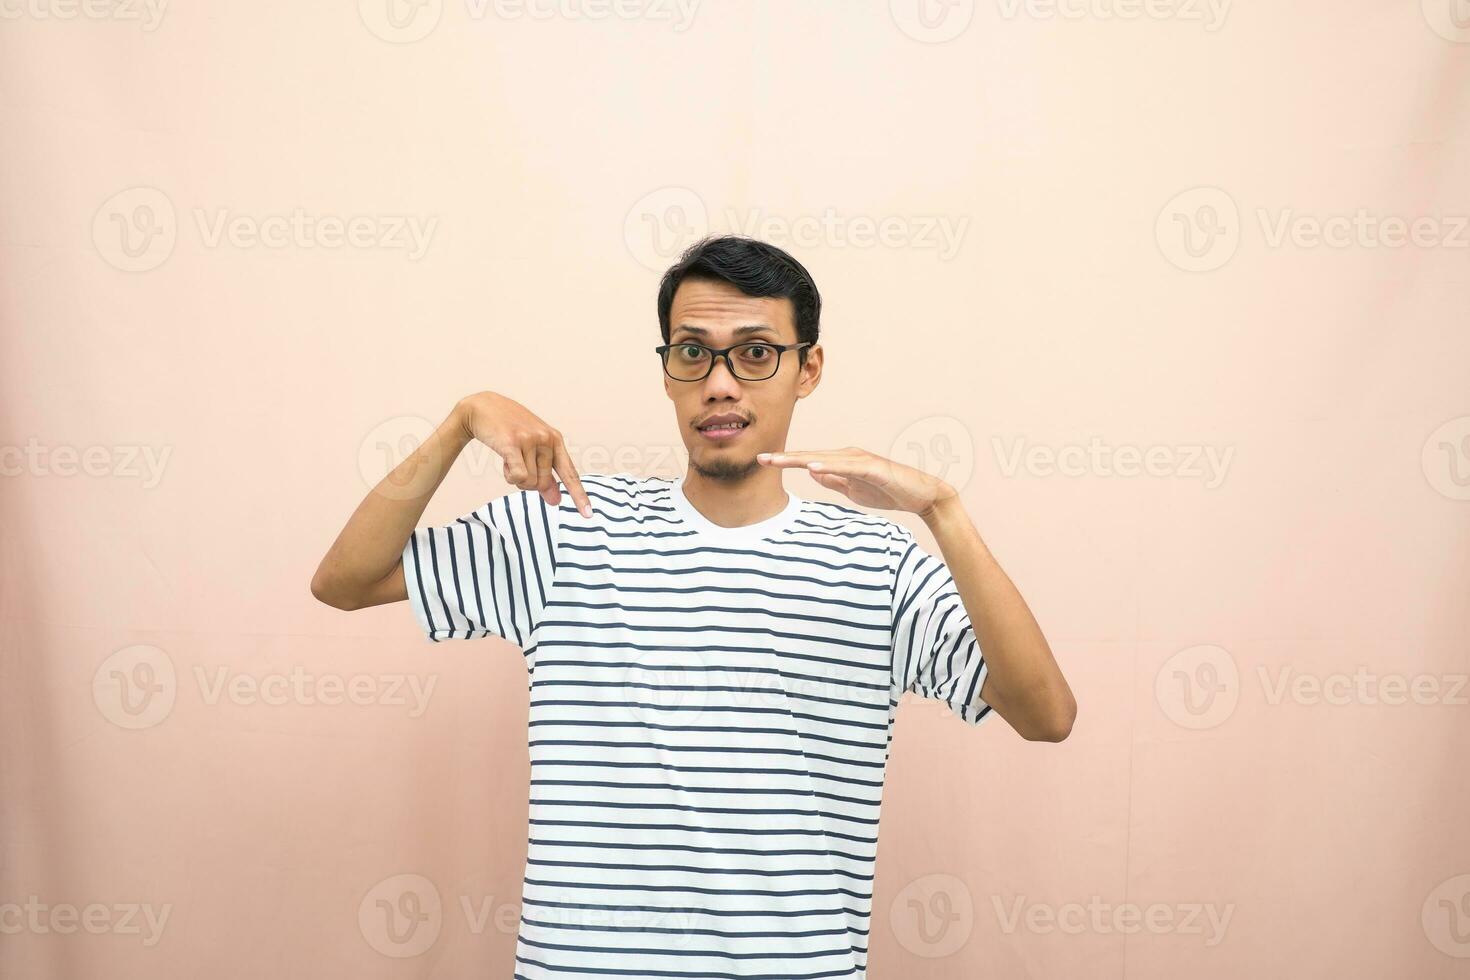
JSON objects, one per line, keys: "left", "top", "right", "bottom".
{"left": 696, "top": 414, "right": 751, "bottom": 443}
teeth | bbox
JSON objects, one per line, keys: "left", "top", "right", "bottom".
{"left": 703, "top": 421, "right": 746, "bottom": 430}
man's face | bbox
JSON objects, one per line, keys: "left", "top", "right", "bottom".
{"left": 662, "top": 277, "right": 821, "bottom": 483}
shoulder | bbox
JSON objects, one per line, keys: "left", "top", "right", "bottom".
{"left": 798, "top": 496, "right": 914, "bottom": 550}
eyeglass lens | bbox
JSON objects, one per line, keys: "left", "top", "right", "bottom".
{"left": 663, "top": 343, "right": 785, "bottom": 381}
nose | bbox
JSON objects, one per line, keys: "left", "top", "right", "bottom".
{"left": 701, "top": 353, "right": 743, "bottom": 396}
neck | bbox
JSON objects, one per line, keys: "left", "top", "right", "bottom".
{"left": 680, "top": 464, "right": 789, "bottom": 529}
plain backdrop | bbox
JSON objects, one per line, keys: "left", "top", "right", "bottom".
{"left": 3, "top": 2, "right": 1469, "bottom": 977}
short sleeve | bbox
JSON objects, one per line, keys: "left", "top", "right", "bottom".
{"left": 401, "top": 487, "right": 561, "bottom": 649}
{"left": 889, "top": 524, "right": 995, "bottom": 727}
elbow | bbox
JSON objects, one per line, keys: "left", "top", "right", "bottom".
{"left": 989, "top": 676, "right": 1077, "bottom": 742}
{"left": 1006, "top": 686, "right": 1075, "bottom": 742}
{"left": 1030, "top": 719, "right": 1073, "bottom": 743}
{"left": 310, "top": 568, "right": 360, "bottom": 611}
{"left": 1029, "top": 695, "right": 1077, "bottom": 743}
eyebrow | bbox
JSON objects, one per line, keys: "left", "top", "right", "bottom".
{"left": 672, "top": 324, "right": 778, "bottom": 340}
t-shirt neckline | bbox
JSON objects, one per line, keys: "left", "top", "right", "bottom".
{"left": 666, "top": 477, "right": 804, "bottom": 544}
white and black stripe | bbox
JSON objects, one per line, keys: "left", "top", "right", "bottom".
{"left": 401, "top": 471, "right": 995, "bottom": 978}
{"left": 404, "top": 487, "right": 559, "bottom": 651}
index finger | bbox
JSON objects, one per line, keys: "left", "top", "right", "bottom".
{"left": 757, "top": 450, "right": 843, "bottom": 467}
{"left": 552, "top": 439, "right": 594, "bottom": 518}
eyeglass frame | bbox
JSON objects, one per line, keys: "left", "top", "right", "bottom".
{"left": 654, "top": 340, "right": 813, "bottom": 382}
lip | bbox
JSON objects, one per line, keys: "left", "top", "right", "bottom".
{"left": 696, "top": 413, "right": 751, "bottom": 443}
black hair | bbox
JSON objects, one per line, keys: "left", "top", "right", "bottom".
{"left": 656, "top": 235, "right": 821, "bottom": 364}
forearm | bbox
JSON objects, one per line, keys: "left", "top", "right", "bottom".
{"left": 310, "top": 402, "right": 471, "bottom": 609}
{"left": 921, "top": 495, "right": 1075, "bottom": 740}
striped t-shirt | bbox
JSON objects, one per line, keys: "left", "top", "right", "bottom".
{"left": 402, "top": 471, "right": 996, "bottom": 979}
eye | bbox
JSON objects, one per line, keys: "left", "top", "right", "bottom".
{"left": 676, "top": 344, "right": 709, "bottom": 361}
{"left": 739, "top": 344, "right": 773, "bottom": 360}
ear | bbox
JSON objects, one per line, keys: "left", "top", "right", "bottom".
{"left": 798, "top": 343, "right": 823, "bottom": 396}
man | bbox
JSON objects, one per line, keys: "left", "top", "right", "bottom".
{"left": 311, "top": 235, "right": 1075, "bottom": 978}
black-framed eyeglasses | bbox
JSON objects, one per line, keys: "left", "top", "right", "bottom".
{"left": 655, "top": 341, "right": 812, "bottom": 382}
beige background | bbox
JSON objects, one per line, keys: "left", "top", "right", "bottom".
{"left": 4, "top": 2, "right": 1469, "bottom": 977}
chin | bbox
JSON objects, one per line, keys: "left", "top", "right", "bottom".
{"left": 691, "top": 455, "right": 761, "bottom": 482}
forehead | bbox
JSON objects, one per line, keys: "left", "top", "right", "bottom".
{"left": 668, "top": 277, "right": 796, "bottom": 342}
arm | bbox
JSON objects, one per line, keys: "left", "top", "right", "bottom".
{"left": 758, "top": 446, "right": 1076, "bottom": 742}
{"left": 310, "top": 392, "right": 592, "bottom": 611}
{"left": 919, "top": 493, "right": 1075, "bottom": 741}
